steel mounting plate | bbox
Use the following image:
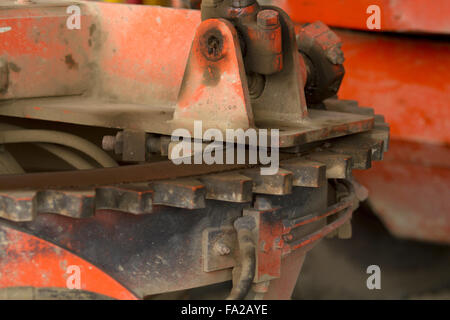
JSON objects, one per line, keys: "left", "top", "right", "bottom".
{"left": 0, "top": 96, "right": 373, "bottom": 148}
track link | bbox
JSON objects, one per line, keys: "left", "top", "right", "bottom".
{"left": 0, "top": 100, "right": 389, "bottom": 223}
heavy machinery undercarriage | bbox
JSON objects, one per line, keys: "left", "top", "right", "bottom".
{"left": 0, "top": 0, "right": 389, "bottom": 299}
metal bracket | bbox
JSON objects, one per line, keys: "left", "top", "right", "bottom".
{"left": 203, "top": 226, "right": 238, "bottom": 273}
{"left": 172, "top": 18, "right": 254, "bottom": 133}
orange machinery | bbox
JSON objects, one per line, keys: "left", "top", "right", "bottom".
{"left": 273, "top": 0, "right": 450, "bottom": 244}
{"left": 102, "top": 0, "right": 450, "bottom": 243}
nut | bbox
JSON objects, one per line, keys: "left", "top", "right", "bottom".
{"left": 213, "top": 242, "right": 231, "bottom": 256}
{"left": 200, "top": 29, "right": 224, "bottom": 61}
{"left": 257, "top": 10, "right": 280, "bottom": 29}
{"left": 297, "top": 21, "right": 346, "bottom": 104}
{"left": 102, "top": 135, "right": 116, "bottom": 151}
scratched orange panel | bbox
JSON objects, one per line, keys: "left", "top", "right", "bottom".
{"left": 0, "top": 5, "right": 93, "bottom": 99}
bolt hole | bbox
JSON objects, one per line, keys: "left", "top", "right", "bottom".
{"left": 207, "top": 35, "right": 221, "bottom": 57}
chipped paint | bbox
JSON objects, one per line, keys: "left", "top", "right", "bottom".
{"left": 0, "top": 26, "right": 11, "bottom": 33}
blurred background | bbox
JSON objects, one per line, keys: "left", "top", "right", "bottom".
{"left": 91, "top": 0, "right": 450, "bottom": 299}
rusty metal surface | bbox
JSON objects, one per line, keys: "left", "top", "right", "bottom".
{"left": 0, "top": 2, "right": 375, "bottom": 148}
{"left": 0, "top": 126, "right": 387, "bottom": 212}
{"left": 0, "top": 126, "right": 389, "bottom": 298}
{"left": 0, "top": 223, "right": 138, "bottom": 299}
{"left": 0, "top": 160, "right": 254, "bottom": 190}
{"left": 2, "top": 201, "right": 247, "bottom": 297}
{"left": 95, "top": 184, "right": 154, "bottom": 215}
{"left": 0, "top": 181, "right": 353, "bottom": 298}
{"left": 203, "top": 226, "right": 237, "bottom": 273}
{"left": 280, "top": 158, "right": 326, "bottom": 188}
{"left": 0, "top": 96, "right": 374, "bottom": 147}
{"left": 35, "top": 189, "right": 95, "bottom": 219}
{"left": 307, "top": 151, "right": 353, "bottom": 179}
{"left": 242, "top": 168, "right": 293, "bottom": 195}
{"left": 0, "top": 1, "right": 93, "bottom": 100}
{"left": 172, "top": 18, "right": 254, "bottom": 131}
{"left": 0, "top": 191, "right": 35, "bottom": 222}
{"left": 249, "top": 6, "right": 309, "bottom": 125}
{"left": 151, "top": 178, "right": 206, "bottom": 209}
{"left": 200, "top": 173, "right": 253, "bottom": 203}
{"left": 263, "top": 247, "right": 306, "bottom": 300}
{"left": 0, "top": 1, "right": 393, "bottom": 299}
{"left": 0, "top": 122, "right": 389, "bottom": 298}
{"left": 296, "top": 21, "right": 345, "bottom": 105}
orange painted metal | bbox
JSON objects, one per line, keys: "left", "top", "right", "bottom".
{"left": 0, "top": 4, "right": 93, "bottom": 100}
{"left": 270, "top": 0, "right": 450, "bottom": 34}
{"left": 0, "top": 224, "right": 138, "bottom": 299}
{"left": 87, "top": 1, "right": 447, "bottom": 148}
{"left": 264, "top": 248, "right": 306, "bottom": 300}
{"left": 7, "top": 2, "right": 442, "bottom": 146}
{"left": 0, "top": 3, "right": 199, "bottom": 105}
{"left": 0, "top": 1, "right": 446, "bottom": 295}
{"left": 354, "top": 140, "right": 450, "bottom": 244}
{"left": 249, "top": 198, "right": 353, "bottom": 283}
{"left": 93, "top": 3, "right": 199, "bottom": 106}
{"left": 332, "top": 29, "right": 450, "bottom": 243}
{"left": 283, "top": 208, "right": 354, "bottom": 254}
{"left": 173, "top": 18, "right": 254, "bottom": 131}
{"left": 336, "top": 30, "right": 450, "bottom": 146}
{"left": 280, "top": 0, "right": 449, "bottom": 244}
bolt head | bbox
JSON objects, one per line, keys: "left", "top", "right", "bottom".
{"left": 214, "top": 242, "right": 231, "bottom": 256}
{"left": 102, "top": 135, "right": 116, "bottom": 151}
{"left": 200, "top": 29, "right": 224, "bottom": 61}
{"left": 257, "top": 10, "right": 280, "bottom": 28}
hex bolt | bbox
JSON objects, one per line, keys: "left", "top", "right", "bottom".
{"left": 207, "top": 35, "right": 221, "bottom": 57}
{"left": 102, "top": 135, "right": 116, "bottom": 151}
{"left": 201, "top": 30, "right": 224, "bottom": 61}
{"left": 213, "top": 242, "right": 231, "bottom": 256}
{"left": 102, "top": 132, "right": 124, "bottom": 154}
{"left": 257, "top": 9, "right": 280, "bottom": 29}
